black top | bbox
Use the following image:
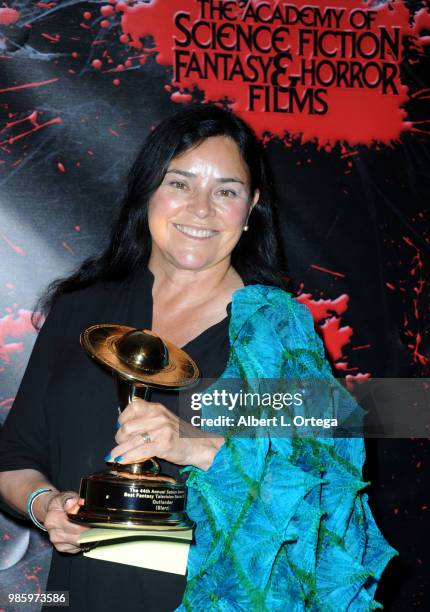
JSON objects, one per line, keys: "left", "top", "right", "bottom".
{"left": 0, "top": 268, "right": 232, "bottom": 611}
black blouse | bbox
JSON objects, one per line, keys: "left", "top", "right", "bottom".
{"left": 0, "top": 267, "right": 232, "bottom": 611}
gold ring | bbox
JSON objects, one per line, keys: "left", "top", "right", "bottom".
{"left": 141, "top": 431, "right": 151, "bottom": 444}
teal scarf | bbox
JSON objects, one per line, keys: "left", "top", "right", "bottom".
{"left": 179, "top": 285, "right": 397, "bottom": 611}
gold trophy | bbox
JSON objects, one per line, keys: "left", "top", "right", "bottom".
{"left": 68, "top": 324, "right": 200, "bottom": 531}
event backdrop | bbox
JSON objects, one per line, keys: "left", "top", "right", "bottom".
{"left": 0, "top": 0, "right": 429, "bottom": 609}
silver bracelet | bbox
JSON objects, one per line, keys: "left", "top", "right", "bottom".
{"left": 26, "top": 487, "right": 53, "bottom": 531}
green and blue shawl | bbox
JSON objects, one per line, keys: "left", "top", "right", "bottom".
{"left": 179, "top": 284, "right": 397, "bottom": 611}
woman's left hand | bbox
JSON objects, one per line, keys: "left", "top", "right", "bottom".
{"left": 109, "top": 398, "right": 224, "bottom": 471}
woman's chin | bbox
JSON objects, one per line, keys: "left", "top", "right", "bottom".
{"left": 169, "top": 252, "right": 221, "bottom": 271}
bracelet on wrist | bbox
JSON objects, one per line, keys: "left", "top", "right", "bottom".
{"left": 26, "top": 487, "right": 53, "bottom": 531}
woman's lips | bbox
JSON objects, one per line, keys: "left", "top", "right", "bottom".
{"left": 174, "top": 223, "right": 219, "bottom": 240}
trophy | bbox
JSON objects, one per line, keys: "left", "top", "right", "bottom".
{"left": 68, "top": 324, "right": 200, "bottom": 530}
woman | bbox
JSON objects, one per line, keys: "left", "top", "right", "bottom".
{"left": 0, "top": 104, "right": 396, "bottom": 610}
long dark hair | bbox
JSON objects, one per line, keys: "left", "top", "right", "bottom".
{"left": 35, "top": 103, "right": 289, "bottom": 324}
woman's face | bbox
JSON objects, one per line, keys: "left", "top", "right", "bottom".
{"left": 148, "top": 135, "right": 259, "bottom": 273}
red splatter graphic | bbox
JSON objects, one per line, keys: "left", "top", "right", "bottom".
{"left": 0, "top": 233, "right": 25, "bottom": 256}
{"left": 92, "top": 0, "right": 430, "bottom": 147}
{"left": 101, "top": 5, "right": 115, "bottom": 18}
{"left": 297, "top": 293, "right": 352, "bottom": 360}
{"left": 171, "top": 91, "right": 193, "bottom": 103}
{"left": 41, "top": 32, "right": 61, "bottom": 43}
{"left": 296, "top": 291, "right": 371, "bottom": 385}
{"left": 0, "top": 111, "right": 62, "bottom": 148}
{"left": 0, "top": 7, "right": 20, "bottom": 25}
{"left": 62, "top": 241, "right": 74, "bottom": 254}
{"left": 310, "top": 264, "right": 345, "bottom": 278}
{"left": 0, "top": 78, "right": 59, "bottom": 94}
{"left": 400, "top": 236, "right": 429, "bottom": 366}
{"left": 345, "top": 371, "right": 371, "bottom": 390}
{"left": 0, "top": 310, "right": 36, "bottom": 366}
{"left": 25, "top": 574, "right": 42, "bottom": 593}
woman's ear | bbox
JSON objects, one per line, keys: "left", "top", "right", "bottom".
{"left": 250, "top": 189, "right": 260, "bottom": 211}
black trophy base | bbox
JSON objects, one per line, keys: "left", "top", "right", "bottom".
{"left": 67, "top": 469, "right": 194, "bottom": 531}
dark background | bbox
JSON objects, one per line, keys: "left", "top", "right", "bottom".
{"left": 0, "top": 1, "right": 429, "bottom": 609}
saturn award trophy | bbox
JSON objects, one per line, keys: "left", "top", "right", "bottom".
{"left": 67, "top": 324, "right": 200, "bottom": 531}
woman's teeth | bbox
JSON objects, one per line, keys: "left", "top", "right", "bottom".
{"left": 174, "top": 224, "right": 218, "bottom": 238}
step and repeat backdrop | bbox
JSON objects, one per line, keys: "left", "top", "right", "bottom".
{"left": 0, "top": 1, "right": 429, "bottom": 609}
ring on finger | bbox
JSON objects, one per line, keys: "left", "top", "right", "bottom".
{"left": 141, "top": 431, "right": 152, "bottom": 444}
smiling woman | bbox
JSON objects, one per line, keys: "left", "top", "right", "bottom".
{"left": 147, "top": 135, "right": 261, "bottom": 347}
{"left": 148, "top": 136, "right": 258, "bottom": 273}
{"left": 0, "top": 104, "right": 396, "bottom": 611}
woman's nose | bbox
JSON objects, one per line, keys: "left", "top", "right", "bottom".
{"left": 185, "top": 190, "right": 214, "bottom": 218}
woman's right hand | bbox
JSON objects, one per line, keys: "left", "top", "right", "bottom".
{"left": 40, "top": 491, "right": 89, "bottom": 554}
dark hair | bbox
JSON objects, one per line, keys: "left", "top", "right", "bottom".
{"left": 35, "top": 103, "right": 289, "bottom": 325}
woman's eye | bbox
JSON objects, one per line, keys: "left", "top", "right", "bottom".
{"left": 217, "top": 188, "right": 237, "bottom": 198}
{"left": 169, "top": 180, "right": 187, "bottom": 190}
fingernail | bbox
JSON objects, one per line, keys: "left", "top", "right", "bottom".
{"left": 104, "top": 453, "right": 112, "bottom": 462}
{"left": 114, "top": 455, "right": 123, "bottom": 463}
{"left": 115, "top": 420, "right": 121, "bottom": 430}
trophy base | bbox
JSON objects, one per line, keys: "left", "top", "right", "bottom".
{"left": 68, "top": 469, "right": 194, "bottom": 531}
{"left": 68, "top": 508, "right": 194, "bottom": 530}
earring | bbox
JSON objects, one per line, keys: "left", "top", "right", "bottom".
{"left": 243, "top": 225, "right": 249, "bottom": 231}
